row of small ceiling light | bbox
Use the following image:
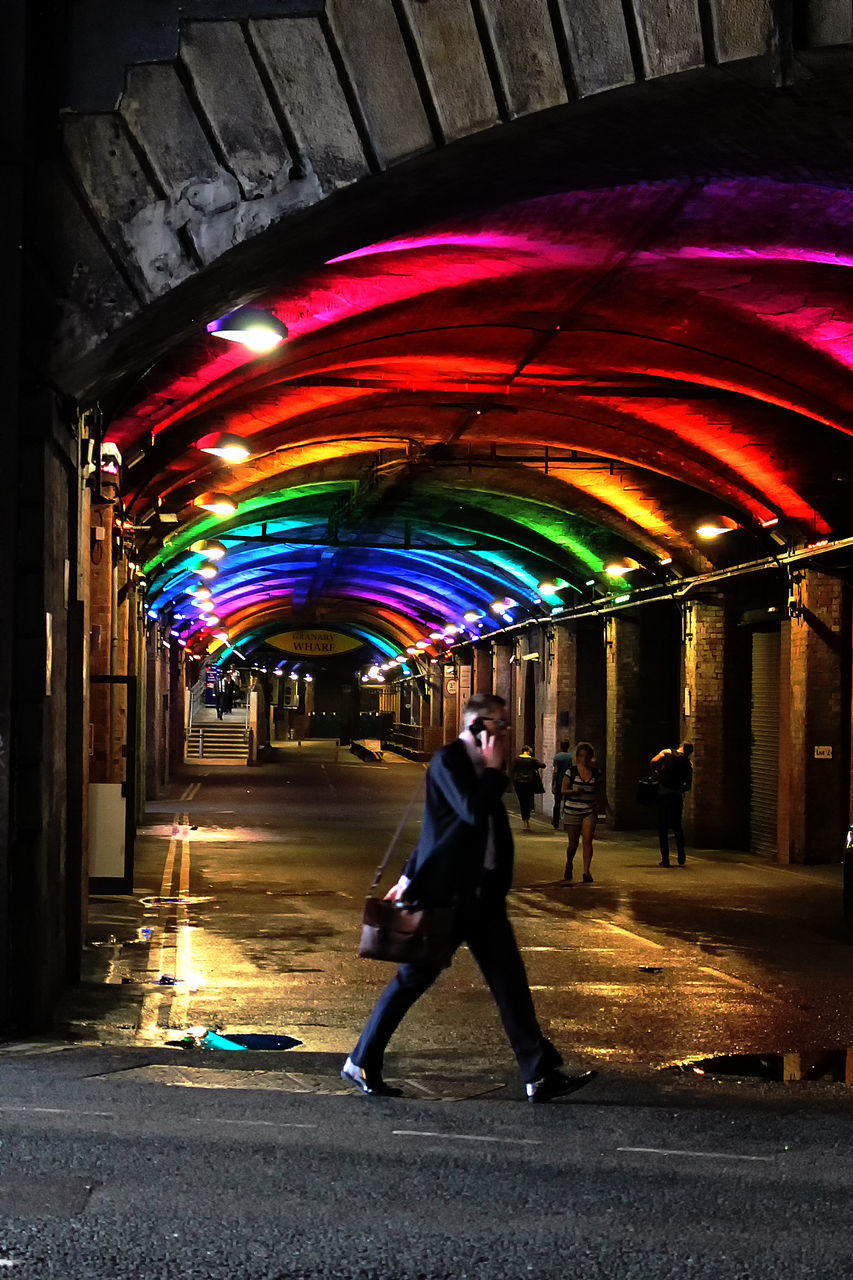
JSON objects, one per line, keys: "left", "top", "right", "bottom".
{"left": 165, "top": 308, "right": 290, "bottom": 655}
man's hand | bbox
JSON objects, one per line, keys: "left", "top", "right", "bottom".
{"left": 481, "top": 732, "right": 505, "bottom": 771}
{"left": 384, "top": 880, "right": 407, "bottom": 902}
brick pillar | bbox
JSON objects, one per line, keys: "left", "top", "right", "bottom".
{"left": 681, "top": 600, "right": 749, "bottom": 848}
{"left": 605, "top": 615, "right": 645, "bottom": 827}
{"left": 544, "top": 624, "right": 577, "bottom": 769}
{"left": 429, "top": 666, "right": 443, "bottom": 727}
{"left": 779, "top": 571, "right": 850, "bottom": 863}
{"left": 473, "top": 645, "right": 492, "bottom": 695}
{"left": 493, "top": 641, "right": 512, "bottom": 705}
{"left": 89, "top": 489, "right": 116, "bottom": 784}
{"left": 442, "top": 667, "right": 458, "bottom": 742}
{"left": 169, "top": 639, "right": 185, "bottom": 780}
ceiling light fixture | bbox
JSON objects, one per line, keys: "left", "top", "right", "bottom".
{"left": 537, "top": 578, "right": 566, "bottom": 594}
{"left": 194, "top": 493, "right": 238, "bottom": 516}
{"left": 193, "top": 564, "right": 219, "bottom": 581}
{"left": 206, "top": 306, "right": 288, "bottom": 353}
{"left": 696, "top": 516, "right": 739, "bottom": 540}
{"left": 603, "top": 558, "right": 640, "bottom": 578}
{"left": 196, "top": 433, "right": 252, "bottom": 464}
{"left": 190, "top": 539, "right": 228, "bottom": 560}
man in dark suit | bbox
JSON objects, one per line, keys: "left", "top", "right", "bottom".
{"left": 342, "top": 694, "right": 597, "bottom": 1103}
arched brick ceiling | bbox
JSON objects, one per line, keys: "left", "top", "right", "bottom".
{"left": 111, "top": 178, "right": 853, "bottom": 663}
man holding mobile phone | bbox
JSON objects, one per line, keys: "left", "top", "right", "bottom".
{"left": 342, "top": 693, "right": 597, "bottom": 1103}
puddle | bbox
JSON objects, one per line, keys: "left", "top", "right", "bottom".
{"left": 169, "top": 1029, "right": 302, "bottom": 1052}
{"left": 670, "top": 1050, "right": 852, "bottom": 1084}
{"left": 138, "top": 896, "right": 215, "bottom": 908}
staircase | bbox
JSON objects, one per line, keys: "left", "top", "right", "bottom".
{"left": 186, "top": 722, "right": 249, "bottom": 765}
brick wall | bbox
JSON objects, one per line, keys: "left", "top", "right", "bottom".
{"left": 782, "top": 571, "right": 850, "bottom": 863}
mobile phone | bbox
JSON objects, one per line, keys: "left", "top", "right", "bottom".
{"left": 470, "top": 715, "right": 487, "bottom": 744}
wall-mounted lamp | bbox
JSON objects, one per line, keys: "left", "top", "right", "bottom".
{"left": 206, "top": 306, "right": 288, "bottom": 353}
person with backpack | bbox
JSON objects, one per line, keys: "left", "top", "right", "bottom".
{"left": 651, "top": 742, "right": 694, "bottom": 867}
{"left": 510, "top": 745, "right": 546, "bottom": 830}
{"left": 550, "top": 740, "right": 573, "bottom": 830}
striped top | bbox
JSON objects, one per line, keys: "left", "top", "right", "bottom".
{"left": 562, "top": 765, "right": 600, "bottom": 817}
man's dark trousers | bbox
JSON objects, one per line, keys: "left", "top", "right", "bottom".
{"left": 351, "top": 879, "right": 561, "bottom": 1084}
{"left": 657, "top": 793, "right": 685, "bottom": 863}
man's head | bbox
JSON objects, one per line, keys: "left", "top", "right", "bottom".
{"left": 462, "top": 694, "right": 509, "bottom": 739}
{"left": 560, "top": 740, "right": 571, "bottom": 752}
{"left": 680, "top": 741, "right": 694, "bottom": 757}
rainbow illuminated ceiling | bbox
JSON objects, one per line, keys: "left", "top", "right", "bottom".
{"left": 109, "top": 179, "right": 853, "bottom": 663}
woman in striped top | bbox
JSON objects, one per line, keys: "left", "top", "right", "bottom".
{"left": 561, "top": 741, "right": 603, "bottom": 883}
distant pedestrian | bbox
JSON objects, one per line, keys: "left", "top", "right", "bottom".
{"left": 651, "top": 742, "right": 694, "bottom": 866}
{"left": 561, "top": 742, "right": 603, "bottom": 883}
{"left": 214, "top": 678, "right": 225, "bottom": 720}
{"left": 223, "top": 676, "right": 234, "bottom": 714}
{"left": 510, "top": 746, "right": 546, "bottom": 830}
{"left": 550, "top": 740, "right": 573, "bottom": 830}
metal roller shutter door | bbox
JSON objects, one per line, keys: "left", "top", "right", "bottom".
{"left": 750, "top": 630, "right": 780, "bottom": 857}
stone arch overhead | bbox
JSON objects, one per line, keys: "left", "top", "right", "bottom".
{"left": 55, "top": 1, "right": 853, "bottom": 391}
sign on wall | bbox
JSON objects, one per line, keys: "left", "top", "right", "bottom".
{"left": 268, "top": 630, "right": 363, "bottom": 657}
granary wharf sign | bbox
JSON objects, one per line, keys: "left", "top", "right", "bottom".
{"left": 268, "top": 630, "right": 362, "bottom": 657}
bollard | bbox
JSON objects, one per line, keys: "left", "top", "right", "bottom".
{"left": 334, "top": 739, "right": 340, "bottom": 762}
{"left": 297, "top": 739, "right": 302, "bottom": 755}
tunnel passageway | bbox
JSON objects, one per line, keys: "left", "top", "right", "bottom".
{"left": 58, "top": 747, "right": 851, "bottom": 1088}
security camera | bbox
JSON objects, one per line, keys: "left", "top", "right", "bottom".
{"left": 101, "top": 442, "right": 122, "bottom": 467}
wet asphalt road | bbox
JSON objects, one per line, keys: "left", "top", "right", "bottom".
{"left": 13, "top": 742, "right": 853, "bottom": 1277}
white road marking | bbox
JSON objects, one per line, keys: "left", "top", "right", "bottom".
{"left": 199, "top": 1118, "right": 317, "bottom": 1130}
{"left": 698, "top": 965, "right": 756, "bottom": 991}
{"left": 393, "top": 1130, "right": 541, "bottom": 1146}
{"left": 0, "top": 1259, "right": 22, "bottom": 1268}
{"left": 601, "top": 922, "right": 665, "bottom": 949}
{"left": 0, "top": 1106, "right": 114, "bottom": 1117}
{"left": 618, "top": 1146, "right": 777, "bottom": 1162}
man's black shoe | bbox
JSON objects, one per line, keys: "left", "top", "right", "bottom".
{"left": 341, "top": 1056, "right": 403, "bottom": 1097}
{"left": 526, "top": 1068, "right": 597, "bottom": 1103}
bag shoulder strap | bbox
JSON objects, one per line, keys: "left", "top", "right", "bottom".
{"left": 369, "top": 769, "right": 427, "bottom": 890}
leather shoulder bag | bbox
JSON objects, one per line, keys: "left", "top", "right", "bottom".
{"left": 358, "top": 772, "right": 455, "bottom": 969}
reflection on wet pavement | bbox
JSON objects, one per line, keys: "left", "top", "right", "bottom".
{"left": 56, "top": 748, "right": 852, "bottom": 1086}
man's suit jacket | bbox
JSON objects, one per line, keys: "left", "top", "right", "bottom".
{"left": 403, "top": 737, "right": 514, "bottom": 907}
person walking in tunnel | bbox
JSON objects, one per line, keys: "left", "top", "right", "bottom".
{"left": 550, "top": 739, "right": 573, "bottom": 829}
{"left": 214, "top": 676, "right": 225, "bottom": 720}
{"left": 561, "top": 741, "right": 602, "bottom": 883}
{"left": 652, "top": 741, "right": 694, "bottom": 866}
{"left": 510, "top": 745, "right": 545, "bottom": 830}
{"left": 342, "top": 693, "right": 597, "bottom": 1102}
